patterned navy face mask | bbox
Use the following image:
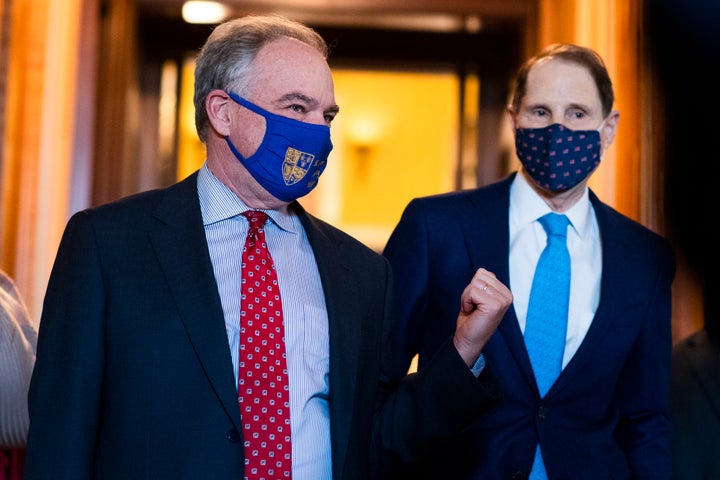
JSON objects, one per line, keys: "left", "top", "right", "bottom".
{"left": 515, "top": 123, "right": 603, "bottom": 191}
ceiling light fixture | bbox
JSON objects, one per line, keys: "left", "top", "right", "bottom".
{"left": 182, "top": 1, "right": 231, "bottom": 24}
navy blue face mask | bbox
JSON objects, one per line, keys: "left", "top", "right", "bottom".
{"left": 515, "top": 122, "right": 603, "bottom": 192}
{"left": 224, "top": 91, "right": 333, "bottom": 202}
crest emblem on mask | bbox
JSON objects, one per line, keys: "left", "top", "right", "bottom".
{"left": 283, "top": 147, "right": 317, "bottom": 185}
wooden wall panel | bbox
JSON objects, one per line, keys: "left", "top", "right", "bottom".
{"left": 92, "top": 0, "right": 138, "bottom": 206}
{"left": 1, "top": 0, "right": 84, "bottom": 321}
{"left": 1, "top": 0, "right": 51, "bottom": 319}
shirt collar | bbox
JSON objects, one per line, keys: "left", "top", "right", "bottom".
{"left": 197, "top": 163, "right": 298, "bottom": 234}
{"left": 510, "top": 171, "right": 593, "bottom": 239}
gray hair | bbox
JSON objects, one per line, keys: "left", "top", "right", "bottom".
{"left": 193, "top": 14, "right": 329, "bottom": 143}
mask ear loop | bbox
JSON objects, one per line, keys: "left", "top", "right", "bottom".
{"left": 596, "top": 117, "right": 608, "bottom": 133}
{"left": 597, "top": 117, "right": 608, "bottom": 156}
{"left": 226, "top": 91, "right": 265, "bottom": 116}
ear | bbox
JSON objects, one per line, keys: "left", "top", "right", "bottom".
{"left": 206, "top": 89, "right": 233, "bottom": 137}
{"left": 600, "top": 110, "right": 620, "bottom": 150}
{"left": 506, "top": 104, "right": 518, "bottom": 132}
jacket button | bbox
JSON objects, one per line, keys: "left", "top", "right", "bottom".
{"left": 538, "top": 406, "right": 548, "bottom": 419}
{"left": 511, "top": 471, "right": 529, "bottom": 479}
{"left": 227, "top": 428, "right": 241, "bottom": 443}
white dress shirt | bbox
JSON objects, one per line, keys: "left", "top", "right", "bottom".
{"left": 198, "top": 163, "right": 332, "bottom": 479}
{"left": 509, "top": 172, "right": 602, "bottom": 368}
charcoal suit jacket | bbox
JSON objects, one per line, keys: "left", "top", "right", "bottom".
{"left": 670, "top": 329, "right": 720, "bottom": 480}
{"left": 383, "top": 172, "right": 675, "bottom": 479}
{"left": 23, "top": 171, "right": 499, "bottom": 479}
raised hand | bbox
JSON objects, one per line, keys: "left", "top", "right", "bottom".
{"left": 453, "top": 268, "right": 513, "bottom": 367}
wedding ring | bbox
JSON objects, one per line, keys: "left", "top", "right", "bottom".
{"left": 482, "top": 282, "right": 489, "bottom": 292}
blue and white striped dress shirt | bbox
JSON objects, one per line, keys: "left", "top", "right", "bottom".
{"left": 198, "top": 163, "right": 332, "bottom": 479}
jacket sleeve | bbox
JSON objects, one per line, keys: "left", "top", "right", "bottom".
{"left": 24, "top": 212, "right": 106, "bottom": 479}
{"left": 370, "top": 261, "right": 500, "bottom": 478}
{"left": 614, "top": 238, "right": 675, "bottom": 479}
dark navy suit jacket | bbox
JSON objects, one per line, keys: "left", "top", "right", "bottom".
{"left": 383, "top": 172, "right": 675, "bottom": 480}
{"left": 24, "top": 171, "right": 499, "bottom": 479}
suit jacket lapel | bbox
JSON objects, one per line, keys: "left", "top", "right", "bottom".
{"left": 148, "top": 173, "right": 241, "bottom": 429}
{"left": 550, "top": 193, "right": 637, "bottom": 396}
{"left": 460, "top": 174, "right": 537, "bottom": 386}
{"left": 460, "top": 197, "right": 510, "bottom": 281}
{"left": 295, "top": 204, "right": 360, "bottom": 474}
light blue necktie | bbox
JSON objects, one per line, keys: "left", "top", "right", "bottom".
{"left": 524, "top": 213, "right": 571, "bottom": 480}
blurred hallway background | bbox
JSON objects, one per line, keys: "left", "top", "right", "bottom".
{"left": 0, "top": 0, "right": 703, "bottom": 344}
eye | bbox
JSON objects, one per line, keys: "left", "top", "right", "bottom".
{"left": 324, "top": 112, "right": 337, "bottom": 124}
{"left": 289, "top": 103, "right": 307, "bottom": 114}
{"left": 522, "top": 107, "right": 551, "bottom": 127}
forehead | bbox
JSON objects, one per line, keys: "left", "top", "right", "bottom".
{"left": 245, "top": 37, "right": 335, "bottom": 103}
{"left": 522, "top": 58, "right": 602, "bottom": 110}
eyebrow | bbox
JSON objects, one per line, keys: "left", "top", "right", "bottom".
{"left": 565, "top": 102, "right": 592, "bottom": 112}
{"left": 523, "top": 101, "right": 592, "bottom": 113}
{"left": 522, "top": 102, "right": 548, "bottom": 111}
{"left": 277, "top": 92, "right": 340, "bottom": 116}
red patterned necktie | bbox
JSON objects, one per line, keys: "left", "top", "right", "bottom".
{"left": 239, "top": 210, "right": 292, "bottom": 479}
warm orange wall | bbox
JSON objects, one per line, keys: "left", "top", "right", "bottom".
{"left": 2, "top": 0, "right": 52, "bottom": 321}
{"left": 1, "top": 0, "right": 82, "bottom": 322}
{"left": 308, "top": 69, "right": 460, "bottom": 251}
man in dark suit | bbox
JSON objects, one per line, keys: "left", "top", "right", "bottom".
{"left": 384, "top": 43, "right": 675, "bottom": 479}
{"left": 22, "top": 15, "right": 513, "bottom": 480}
